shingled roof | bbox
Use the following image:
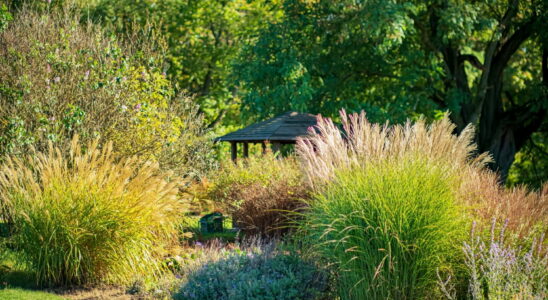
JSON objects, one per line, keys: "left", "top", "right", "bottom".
{"left": 216, "top": 111, "right": 318, "bottom": 143}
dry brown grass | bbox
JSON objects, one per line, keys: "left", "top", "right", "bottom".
{"left": 462, "top": 170, "right": 548, "bottom": 234}
{"left": 208, "top": 153, "right": 309, "bottom": 238}
{"left": 231, "top": 179, "right": 309, "bottom": 238}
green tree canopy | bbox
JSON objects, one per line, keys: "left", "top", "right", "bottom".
{"left": 234, "top": 0, "right": 548, "bottom": 181}
{"left": 88, "top": 0, "right": 282, "bottom": 127}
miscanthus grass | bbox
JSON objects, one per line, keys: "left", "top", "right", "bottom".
{"left": 0, "top": 137, "right": 182, "bottom": 286}
{"left": 296, "top": 111, "right": 488, "bottom": 299}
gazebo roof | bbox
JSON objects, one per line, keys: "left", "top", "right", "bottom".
{"left": 215, "top": 111, "right": 318, "bottom": 143}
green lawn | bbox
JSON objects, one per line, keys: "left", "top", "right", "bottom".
{"left": 0, "top": 249, "right": 64, "bottom": 299}
{"left": 0, "top": 289, "right": 65, "bottom": 300}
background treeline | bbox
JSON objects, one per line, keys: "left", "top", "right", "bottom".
{"left": 1, "top": 0, "right": 547, "bottom": 187}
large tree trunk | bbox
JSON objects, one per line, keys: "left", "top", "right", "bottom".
{"left": 476, "top": 46, "right": 547, "bottom": 182}
{"left": 481, "top": 124, "right": 518, "bottom": 182}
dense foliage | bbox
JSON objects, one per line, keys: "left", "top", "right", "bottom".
{"left": 16, "top": 0, "right": 542, "bottom": 185}
{"left": 87, "top": 0, "right": 282, "bottom": 127}
{"left": 0, "top": 137, "right": 182, "bottom": 286}
{"left": 0, "top": 5, "right": 214, "bottom": 177}
{"left": 235, "top": 0, "right": 548, "bottom": 181}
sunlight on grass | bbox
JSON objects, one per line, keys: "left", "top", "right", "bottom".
{"left": 0, "top": 289, "right": 65, "bottom": 300}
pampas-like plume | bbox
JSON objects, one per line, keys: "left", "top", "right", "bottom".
{"left": 297, "top": 109, "right": 490, "bottom": 189}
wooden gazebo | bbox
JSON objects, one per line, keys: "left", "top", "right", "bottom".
{"left": 215, "top": 111, "right": 318, "bottom": 161}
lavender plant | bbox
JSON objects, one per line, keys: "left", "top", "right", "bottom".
{"left": 438, "top": 220, "right": 548, "bottom": 299}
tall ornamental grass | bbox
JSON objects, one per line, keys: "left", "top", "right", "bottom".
{"left": 0, "top": 137, "right": 182, "bottom": 286}
{"left": 296, "top": 111, "right": 487, "bottom": 299}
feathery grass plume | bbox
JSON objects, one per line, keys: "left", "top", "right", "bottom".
{"left": 297, "top": 109, "right": 490, "bottom": 190}
{"left": 0, "top": 136, "right": 182, "bottom": 286}
{"left": 296, "top": 110, "right": 490, "bottom": 299}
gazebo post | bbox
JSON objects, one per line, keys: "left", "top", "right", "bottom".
{"left": 243, "top": 142, "right": 249, "bottom": 158}
{"left": 230, "top": 142, "right": 237, "bottom": 162}
{"left": 261, "top": 142, "right": 266, "bottom": 154}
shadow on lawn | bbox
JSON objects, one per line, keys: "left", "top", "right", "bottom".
{"left": 1, "top": 222, "right": 40, "bottom": 290}
{"left": 0, "top": 264, "right": 39, "bottom": 290}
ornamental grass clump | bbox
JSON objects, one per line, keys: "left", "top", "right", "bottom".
{"left": 208, "top": 152, "right": 308, "bottom": 238}
{"left": 296, "top": 110, "right": 489, "bottom": 299}
{"left": 0, "top": 137, "right": 182, "bottom": 286}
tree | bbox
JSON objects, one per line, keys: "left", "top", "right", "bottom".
{"left": 234, "top": 0, "right": 548, "bottom": 181}
{"left": 88, "top": 0, "right": 282, "bottom": 127}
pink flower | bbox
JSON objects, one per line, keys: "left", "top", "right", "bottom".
{"left": 134, "top": 103, "right": 142, "bottom": 110}
{"left": 53, "top": 76, "right": 61, "bottom": 83}
{"left": 84, "top": 70, "right": 90, "bottom": 80}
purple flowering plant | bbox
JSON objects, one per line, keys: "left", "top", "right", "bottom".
{"left": 439, "top": 219, "right": 547, "bottom": 299}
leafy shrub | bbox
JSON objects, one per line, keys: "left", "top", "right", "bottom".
{"left": 296, "top": 111, "right": 486, "bottom": 299}
{"left": 86, "top": 0, "right": 281, "bottom": 125}
{"left": 0, "top": 5, "right": 214, "bottom": 177}
{"left": 208, "top": 153, "right": 309, "bottom": 238}
{"left": 174, "top": 242, "right": 329, "bottom": 300}
{"left": 0, "top": 4, "right": 11, "bottom": 32}
{"left": 0, "top": 137, "right": 183, "bottom": 286}
{"left": 438, "top": 220, "right": 548, "bottom": 299}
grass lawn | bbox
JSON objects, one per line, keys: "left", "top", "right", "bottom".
{"left": 1, "top": 248, "right": 65, "bottom": 299}
{"left": 0, "top": 289, "right": 66, "bottom": 300}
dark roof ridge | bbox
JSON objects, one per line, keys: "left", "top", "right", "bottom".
{"left": 215, "top": 111, "right": 318, "bottom": 142}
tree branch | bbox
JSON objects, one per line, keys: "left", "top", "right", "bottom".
{"left": 458, "top": 54, "right": 484, "bottom": 70}
{"left": 207, "top": 108, "right": 227, "bottom": 129}
{"left": 429, "top": 93, "right": 447, "bottom": 109}
{"left": 493, "top": 19, "right": 536, "bottom": 73}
